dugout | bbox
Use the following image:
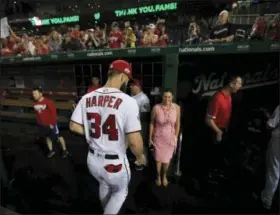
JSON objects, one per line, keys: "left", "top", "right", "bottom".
{"left": 177, "top": 51, "right": 279, "bottom": 201}
{"left": 0, "top": 55, "right": 166, "bottom": 135}
{"left": 0, "top": 42, "right": 280, "bottom": 181}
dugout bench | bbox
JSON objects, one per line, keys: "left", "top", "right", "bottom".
{"left": 0, "top": 89, "right": 76, "bottom": 126}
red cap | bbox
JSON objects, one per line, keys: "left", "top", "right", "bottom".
{"left": 131, "top": 79, "right": 142, "bottom": 88}
{"left": 109, "top": 60, "right": 132, "bottom": 79}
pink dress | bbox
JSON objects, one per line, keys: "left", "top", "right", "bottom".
{"left": 152, "top": 103, "right": 177, "bottom": 163}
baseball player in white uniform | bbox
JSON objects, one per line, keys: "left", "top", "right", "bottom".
{"left": 69, "top": 60, "right": 145, "bottom": 215}
{"left": 261, "top": 104, "right": 280, "bottom": 209}
{"left": 130, "top": 79, "right": 150, "bottom": 168}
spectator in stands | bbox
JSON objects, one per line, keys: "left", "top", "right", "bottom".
{"left": 85, "top": 29, "right": 101, "bottom": 49}
{"left": 186, "top": 16, "right": 201, "bottom": 44}
{"left": 87, "top": 77, "right": 100, "bottom": 93}
{"left": 79, "top": 30, "right": 85, "bottom": 43}
{"left": 269, "top": 13, "right": 280, "bottom": 40}
{"left": 61, "top": 34, "right": 80, "bottom": 51}
{"left": 149, "top": 89, "right": 181, "bottom": 187}
{"left": 133, "top": 23, "right": 142, "bottom": 46}
{"left": 124, "top": 21, "right": 131, "bottom": 35}
{"left": 22, "top": 34, "right": 36, "bottom": 55}
{"left": 158, "top": 24, "right": 169, "bottom": 47}
{"left": 7, "top": 27, "right": 21, "bottom": 53}
{"left": 71, "top": 25, "right": 80, "bottom": 40}
{"left": 124, "top": 27, "right": 136, "bottom": 48}
{"left": 95, "top": 23, "right": 107, "bottom": 48}
{"left": 155, "top": 19, "right": 165, "bottom": 36}
{"left": 208, "top": 10, "right": 234, "bottom": 43}
{"left": 83, "top": 29, "right": 90, "bottom": 42}
{"left": 35, "top": 38, "right": 50, "bottom": 55}
{"left": 142, "top": 24, "right": 159, "bottom": 47}
{"left": 250, "top": 13, "right": 268, "bottom": 41}
{"left": 108, "top": 22, "right": 124, "bottom": 49}
{"left": 49, "top": 31, "right": 62, "bottom": 52}
{"left": 0, "top": 39, "right": 13, "bottom": 56}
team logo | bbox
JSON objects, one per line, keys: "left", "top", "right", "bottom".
{"left": 124, "top": 68, "right": 130, "bottom": 75}
{"left": 143, "top": 103, "right": 150, "bottom": 111}
{"left": 34, "top": 104, "right": 46, "bottom": 113}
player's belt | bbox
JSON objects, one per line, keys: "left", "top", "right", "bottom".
{"left": 89, "top": 148, "right": 119, "bottom": 160}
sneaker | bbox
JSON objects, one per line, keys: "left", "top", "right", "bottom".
{"left": 47, "top": 151, "right": 55, "bottom": 158}
{"left": 61, "top": 150, "right": 69, "bottom": 158}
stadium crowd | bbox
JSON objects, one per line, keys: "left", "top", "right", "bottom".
{"left": 1, "top": 9, "right": 280, "bottom": 57}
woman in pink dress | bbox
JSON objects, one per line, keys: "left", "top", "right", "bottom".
{"left": 149, "top": 89, "right": 181, "bottom": 186}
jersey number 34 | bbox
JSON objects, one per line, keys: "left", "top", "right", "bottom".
{"left": 87, "top": 113, "right": 118, "bottom": 141}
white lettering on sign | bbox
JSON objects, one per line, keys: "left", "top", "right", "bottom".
{"left": 87, "top": 51, "right": 113, "bottom": 57}
{"left": 179, "top": 46, "right": 215, "bottom": 53}
{"left": 192, "top": 64, "right": 278, "bottom": 96}
{"left": 22, "top": 57, "right": 42, "bottom": 61}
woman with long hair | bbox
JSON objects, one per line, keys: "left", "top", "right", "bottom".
{"left": 149, "top": 89, "right": 181, "bottom": 186}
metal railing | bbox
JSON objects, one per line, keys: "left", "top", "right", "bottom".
{"left": 230, "top": 13, "right": 277, "bottom": 25}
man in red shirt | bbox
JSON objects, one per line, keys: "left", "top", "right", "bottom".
{"left": 206, "top": 76, "right": 242, "bottom": 177}
{"left": 32, "top": 87, "right": 68, "bottom": 158}
{"left": 108, "top": 22, "right": 124, "bottom": 49}
{"left": 87, "top": 77, "right": 100, "bottom": 93}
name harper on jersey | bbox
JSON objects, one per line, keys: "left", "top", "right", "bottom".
{"left": 86, "top": 95, "right": 123, "bottom": 109}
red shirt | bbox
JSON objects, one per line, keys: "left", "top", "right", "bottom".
{"left": 1, "top": 48, "right": 13, "bottom": 56}
{"left": 207, "top": 91, "right": 232, "bottom": 128}
{"left": 271, "top": 21, "right": 280, "bottom": 40}
{"left": 158, "top": 37, "right": 168, "bottom": 47}
{"left": 33, "top": 98, "right": 57, "bottom": 126}
{"left": 87, "top": 86, "right": 100, "bottom": 93}
{"left": 36, "top": 45, "right": 49, "bottom": 55}
{"left": 108, "top": 31, "right": 123, "bottom": 49}
{"left": 7, "top": 40, "right": 16, "bottom": 50}
{"left": 154, "top": 28, "right": 160, "bottom": 36}
{"left": 71, "top": 30, "right": 80, "bottom": 39}
{"left": 255, "top": 18, "right": 267, "bottom": 37}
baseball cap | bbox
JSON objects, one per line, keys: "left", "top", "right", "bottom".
{"left": 109, "top": 60, "right": 132, "bottom": 79}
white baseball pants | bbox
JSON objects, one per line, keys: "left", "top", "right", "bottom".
{"left": 87, "top": 149, "right": 131, "bottom": 214}
{"left": 261, "top": 135, "right": 280, "bottom": 208}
